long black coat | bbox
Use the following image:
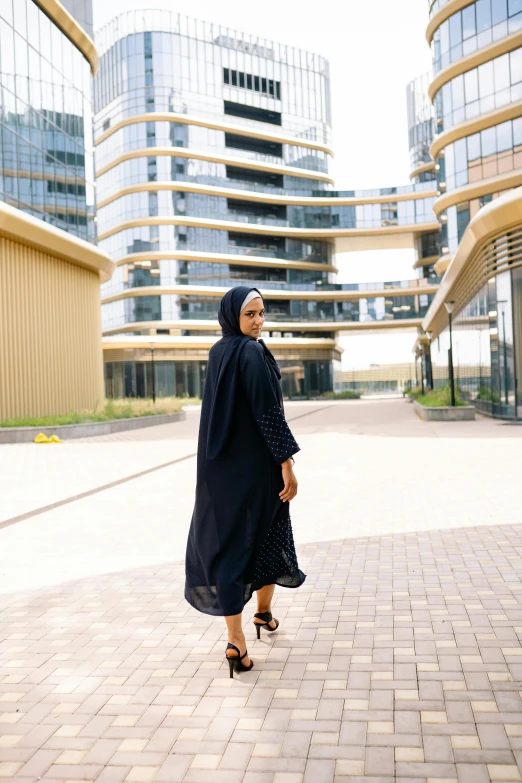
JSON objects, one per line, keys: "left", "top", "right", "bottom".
{"left": 185, "top": 336, "right": 305, "bottom": 616}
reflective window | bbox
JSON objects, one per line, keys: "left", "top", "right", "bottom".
{"left": 104, "top": 357, "right": 334, "bottom": 399}
{"left": 435, "top": 47, "right": 522, "bottom": 131}
{"left": 407, "top": 73, "right": 437, "bottom": 177}
{"left": 442, "top": 116, "right": 522, "bottom": 191}
{"left": 441, "top": 189, "right": 508, "bottom": 252}
{"left": 94, "top": 13, "right": 331, "bottom": 130}
{"left": 431, "top": 261, "right": 522, "bottom": 420}
{"left": 95, "top": 121, "right": 329, "bottom": 175}
{"left": 432, "top": 0, "right": 522, "bottom": 73}
{"left": 0, "top": 0, "right": 94, "bottom": 241}
{"left": 101, "top": 288, "right": 434, "bottom": 331}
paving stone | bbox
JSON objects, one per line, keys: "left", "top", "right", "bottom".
{"left": 3, "top": 404, "right": 522, "bottom": 783}
{"left": 456, "top": 762, "right": 490, "bottom": 783}
{"left": 365, "top": 746, "right": 395, "bottom": 776}
{"left": 303, "top": 758, "right": 334, "bottom": 783}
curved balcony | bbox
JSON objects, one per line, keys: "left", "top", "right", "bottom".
{"left": 428, "top": 29, "right": 522, "bottom": 102}
{"left": 100, "top": 281, "right": 434, "bottom": 336}
{"left": 98, "top": 215, "right": 440, "bottom": 243}
{"left": 101, "top": 280, "right": 439, "bottom": 305}
{"left": 433, "top": 167, "right": 522, "bottom": 216}
{"left": 430, "top": 97, "right": 522, "bottom": 158}
{"left": 96, "top": 179, "right": 438, "bottom": 211}
{"left": 409, "top": 161, "right": 437, "bottom": 180}
{"left": 424, "top": 185, "right": 522, "bottom": 336}
{"left": 37, "top": 0, "right": 99, "bottom": 73}
{"left": 94, "top": 111, "right": 334, "bottom": 157}
{"left": 102, "top": 335, "right": 340, "bottom": 354}
{"left": 0, "top": 200, "right": 113, "bottom": 281}
{"left": 430, "top": 1, "right": 522, "bottom": 76}
{"left": 102, "top": 316, "right": 425, "bottom": 336}
{"left": 96, "top": 191, "right": 438, "bottom": 236}
{"left": 113, "top": 249, "right": 339, "bottom": 274}
{"left": 95, "top": 145, "right": 335, "bottom": 185}
{"left": 95, "top": 131, "right": 329, "bottom": 176}
{"left": 427, "top": 0, "right": 476, "bottom": 45}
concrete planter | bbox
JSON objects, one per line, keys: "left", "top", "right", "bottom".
{"left": 414, "top": 400, "right": 475, "bottom": 421}
{"left": 0, "top": 411, "right": 186, "bottom": 444}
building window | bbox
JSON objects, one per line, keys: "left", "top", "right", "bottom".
{"left": 223, "top": 68, "right": 281, "bottom": 99}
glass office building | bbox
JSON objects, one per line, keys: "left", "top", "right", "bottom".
{"left": 431, "top": 0, "right": 522, "bottom": 256}
{"left": 420, "top": 0, "right": 522, "bottom": 419}
{"left": 0, "top": 0, "right": 114, "bottom": 422}
{"left": 0, "top": 0, "right": 96, "bottom": 242}
{"left": 407, "top": 72, "right": 437, "bottom": 184}
{"left": 94, "top": 10, "right": 438, "bottom": 399}
{"left": 61, "top": 0, "right": 94, "bottom": 39}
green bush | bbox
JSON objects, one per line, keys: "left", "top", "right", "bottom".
{"left": 416, "top": 384, "right": 467, "bottom": 408}
{"left": 0, "top": 396, "right": 195, "bottom": 428}
{"left": 477, "top": 387, "right": 500, "bottom": 404}
{"left": 321, "top": 390, "right": 361, "bottom": 400}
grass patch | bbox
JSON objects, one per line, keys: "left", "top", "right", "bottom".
{"left": 416, "top": 385, "right": 468, "bottom": 408}
{"left": 321, "top": 390, "right": 361, "bottom": 400}
{"left": 405, "top": 386, "right": 423, "bottom": 399}
{"left": 0, "top": 397, "right": 198, "bottom": 428}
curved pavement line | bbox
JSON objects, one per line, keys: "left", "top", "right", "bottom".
{"left": 0, "top": 452, "right": 197, "bottom": 530}
{"left": 0, "top": 405, "right": 333, "bottom": 530}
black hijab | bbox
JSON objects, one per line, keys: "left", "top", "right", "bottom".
{"left": 206, "top": 286, "right": 281, "bottom": 459}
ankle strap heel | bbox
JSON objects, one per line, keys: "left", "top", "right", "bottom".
{"left": 225, "top": 642, "right": 254, "bottom": 678}
{"left": 253, "top": 612, "right": 280, "bottom": 639}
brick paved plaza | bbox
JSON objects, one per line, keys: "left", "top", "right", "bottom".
{"left": 2, "top": 400, "right": 522, "bottom": 783}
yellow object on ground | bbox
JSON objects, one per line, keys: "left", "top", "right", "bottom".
{"left": 34, "top": 433, "right": 63, "bottom": 443}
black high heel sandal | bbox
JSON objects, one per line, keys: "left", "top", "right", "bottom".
{"left": 226, "top": 643, "right": 254, "bottom": 678}
{"left": 253, "top": 611, "right": 280, "bottom": 640}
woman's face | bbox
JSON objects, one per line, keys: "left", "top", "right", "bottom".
{"left": 239, "top": 297, "right": 265, "bottom": 338}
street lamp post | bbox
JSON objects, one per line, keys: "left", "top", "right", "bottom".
{"left": 498, "top": 301, "right": 509, "bottom": 406}
{"left": 419, "top": 347, "right": 425, "bottom": 395}
{"left": 150, "top": 342, "right": 156, "bottom": 404}
{"left": 444, "top": 301, "right": 456, "bottom": 406}
{"left": 426, "top": 329, "right": 434, "bottom": 390}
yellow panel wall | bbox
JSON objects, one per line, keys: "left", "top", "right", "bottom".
{"left": 0, "top": 236, "right": 105, "bottom": 420}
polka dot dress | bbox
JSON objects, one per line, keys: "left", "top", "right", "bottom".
{"left": 252, "top": 508, "right": 305, "bottom": 591}
{"left": 251, "top": 404, "right": 305, "bottom": 590}
{"left": 256, "top": 405, "right": 299, "bottom": 463}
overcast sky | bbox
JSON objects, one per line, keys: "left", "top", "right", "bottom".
{"left": 92, "top": 0, "right": 432, "bottom": 189}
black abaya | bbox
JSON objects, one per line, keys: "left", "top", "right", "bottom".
{"left": 185, "top": 287, "right": 305, "bottom": 616}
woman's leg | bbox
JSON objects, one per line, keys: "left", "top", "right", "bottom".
{"left": 255, "top": 584, "right": 278, "bottom": 629}
{"left": 225, "top": 613, "right": 251, "bottom": 666}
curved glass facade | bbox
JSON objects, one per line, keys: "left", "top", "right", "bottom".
{"left": 100, "top": 225, "right": 335, "bottom": 266}
{"left": 443, "top": 116, "right": 522, "bottom": 190}
{"left": 95, "top": 11, "right": 440, "bottom": 398}
{"left": 0, "top": 0, "right": 95, "bottom": 241}
{"left": 429, "top": 265, "right": 522, "bottom": 419}
{"left": 441, "top": 188, "right": 507, "bottom": 252}
{"left": 431, "top": 0, "right": 522, "bottom": 74}
{"left": 94, "top": 12, "right": 331, "bottom": 141}
{"left": 434, "top": 47, "right": 522, "bottom": 132}
{"left": 97, "top": 191, "right": 436, "bottom": 236}
{"left": 102, "top": 281, "right": 434, "bottom": 333}
{"left": 429, "top": 0, "right": 456, "bottom": 17}
{"left": 431, "top": 6, "right": 522, "bottom": 257}
{"left": 95, "top": 11, "right": 342, "bottom": 396}
{"left": 95, "top": 121, "right": 330, "bottom": 175}
{"left": 407, "top": 73, "right": 437, "bottom": 181}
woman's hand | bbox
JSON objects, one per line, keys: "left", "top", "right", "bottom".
{"left": 280, "top": 459, "right": 298, "bottom": 502}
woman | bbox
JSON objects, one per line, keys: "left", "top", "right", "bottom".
{"left": 185, "top": 286, "right": 305, "bottom": 677}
